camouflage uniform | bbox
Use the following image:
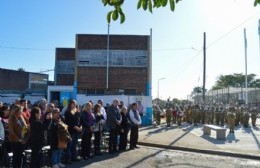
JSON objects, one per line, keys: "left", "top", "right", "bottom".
{"left": 250, "top": 106, "right": 258, "bottom": 127}
{"left": 153, "top": 105, "right": 161, "bottom": 125}
{"left": 219, "top": 106, "right": 225, "bottom": 126}
{"left": 192, "top": 105, "right": 199, "bottom": 126}
{"left": 243, "top": 108, "right": 250, "bottom": 128}
{"left": 215, "top": 106, "right": 220, "bottom": 125}
{"left": 185, "top": 105, "right": 192, "bottom": 124}
{"left": 240, "top": 106, "right": 250, "bottom": 128}
{"left": 235, "top": 106, "right": 241, "bottom": 126}
{"left": 205, "top": 106, "right": 212, "bottom": 124}
{"left": 201, "top": 105, "right": 206, "bottom": 124}
{"left": 165, "top": 102, "right": 172, "bottom": 127}
{"left": 227, "top": 106, "right": 236, "bottom": 133}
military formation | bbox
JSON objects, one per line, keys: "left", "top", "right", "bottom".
{"left": 153, "top": 102, "right": 259, "bottom": 134}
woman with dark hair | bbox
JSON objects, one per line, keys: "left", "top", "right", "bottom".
{"left": 93, "top": 104, "right": 104, "bottom": 155}
{"left": 8, "top": 105, "right": 28, "bottom": 168}
{"left": 81, "top": 102, "right": 95, "bottom": 160}
{"left": 29, "top": 107, "right": 44, "bottom": 168}
{"left": 64, "top": 99, "right": 82, "bottom": 163}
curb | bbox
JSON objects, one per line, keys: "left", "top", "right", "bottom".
{"left": 138, "top": 141, "right": 260, "bottom": 161}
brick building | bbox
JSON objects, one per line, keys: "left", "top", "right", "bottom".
{"left": 0, "top": 68, "right": 48, "bottom": 93}
{"left": 55, "top": 34, "right": 152, "bottom": 97}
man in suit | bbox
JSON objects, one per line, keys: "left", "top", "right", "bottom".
{"left": 129, "top": 103, "right": 142, "bottom": 150}
{"left": 107, "top": 99, "right": 121, "bottom": 154}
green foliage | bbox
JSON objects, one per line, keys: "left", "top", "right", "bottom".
{"left": 102, "top": 0, "right": 182, "bottom": 23}
{"left": 254, "top": 0, "right": 260, "bottom": 6}
{"left": 102, "top": 0, "right": 260, "bottom": 24}
{"left": 211, "top": 73, "right": 260, "bottom": 90}
{"left": 102, "top": 0, "right": 260, "bottom": 23}
{"left": 18, "top": 68, "right": 25, "bottom": 72}
{"left": 191, "top": 86, "right": 207, "bottom": 97}
{"left": 103, "top": 0, "right": 126, "bottom": 24}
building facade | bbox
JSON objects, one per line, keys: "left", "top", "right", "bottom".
{"left": 0, "top": 68, "right": 48, "bottom": 93}
{"left": 55, "top": 34, "right": 152, "bottom": 96}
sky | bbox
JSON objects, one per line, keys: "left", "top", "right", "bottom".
{"left": 0, "top": 0, "right": 260, "bottom": 100}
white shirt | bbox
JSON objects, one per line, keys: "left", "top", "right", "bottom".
{"left": 100, "top": 106, "right": 107, "bottom": 125}
{"left": 130, "top": 109, "right": 142, "bottom": 125}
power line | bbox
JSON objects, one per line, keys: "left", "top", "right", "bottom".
{"left": 153, "top": 47, "right": 197, "bottom": 51}
{"left": 206, "top": 10, "right": 260, "bottom": 50}
{"left": 0, "top": 45, "right": 54, "bottom": 51}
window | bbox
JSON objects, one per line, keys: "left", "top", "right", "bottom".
{"left": 78, "top": 50, "right": 147, "bottom": 67}
{"left": 86, "top": 89, "right": 95, "bottom": 95}
{"left": 56, "top": 60, "right": 74, "bottom": 74}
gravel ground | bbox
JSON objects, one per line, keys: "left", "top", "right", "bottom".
{"left": 70, "top": 146, "right": 260, "bottom": 168}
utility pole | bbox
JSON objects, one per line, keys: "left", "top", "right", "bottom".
{"left": 244, "top": 28, "right": 248, "bottom": 105}
{"left": 258, "top": 20, "right": 260, "bottom": 79}
{"left": 202, "top": 32, "right": 206, "bottom": 104}
{"left": 106, "top": 24, "right": 110, "bottom": 91}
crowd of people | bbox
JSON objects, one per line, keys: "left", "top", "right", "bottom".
{"left": 0, "top": 98, "right": 143, "bottom": 168}
{"left": 153, "top": 100, "right": 259, "bottom": 133}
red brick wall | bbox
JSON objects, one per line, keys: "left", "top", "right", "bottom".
{"left": 0, "top": 68, "right": 29, "bottom": 90}
{"left": 56, "top": 48, "right": 75, "bottom": 60}
{"left": 77, "top": 67, "right": 147, "bottom": 94}
{"left": 77, "top": 34, "right": 148, "bottom": 50}
{"left": 56, "top": 74, "right": 74, "bottom": 86}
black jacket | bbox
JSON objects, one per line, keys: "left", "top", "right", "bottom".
{"left": 29, "top": 119, "right": 44, "bottom": 148}
{"left": 50, "top": 119, "right": 59, "bottom": 150}
{"left": 107, "top": 105, "right": 120, "bottom": 130}
{"left": 120, "top": 112, "right": 130, "bottom": 132}
{"left": 64, "top": 111, "right": 81, "bottom": 135}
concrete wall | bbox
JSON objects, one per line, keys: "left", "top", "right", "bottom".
{"left": 77, "top": 94, "right": 153, "bottom": 125}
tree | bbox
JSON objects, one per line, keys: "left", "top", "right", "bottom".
{"left": 211, "top": 73, "right": 260, "bottom": 90}
{"left": 102, "top": 0, "right": 260, "bottom": 23}
{"left": 18, "top": 68, "right": 25, "bottom": 72}
{"left": 191, "top": 86, "right": 207, "bottom": 97}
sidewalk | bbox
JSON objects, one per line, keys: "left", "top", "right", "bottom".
{"left": 138, "top": 120, "right": 260, "bottom": 160}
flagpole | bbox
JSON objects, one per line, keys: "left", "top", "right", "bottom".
{"left": 244, "top": 28, "right": 248, "bottom": 105}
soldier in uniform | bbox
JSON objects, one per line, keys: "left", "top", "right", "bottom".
{"left": 215, "top": 105, "right": 220, "bottom": 125}
{"left": 227, "top": 103, "right": 236, "bottom": 133}
{"left": 235, "top": 103, "right": 241, "bottom": 126}
{"left": 192, "top": 105, "right": 200, "bottom": 126}
{"left": 201, "top": 105, "right": 206, "bottom": 124}
{"left": 165, "top": 99, "right": 172, "bottom": 127}
{"left": 240, "top": 105, "right": 245, "bottom": 126}
{"left": 176, "top": 106, "right": 183, "bottom": 127}
{"left": 243, "top": 105, "right": 250, "bottom": 128}
{"left": 219, "top": 104, "right": 225, "bottom": 126}
{"left": 153, "top": 104, "right": 161, "bottom": 125}
{"left": 250, "top": 105, "right": 258, "bottom": 127}
{"left": 172, "top": 105, "right": 177, "bottom": 124}
{"left": 185, "top": 105, "right": 192, "bottom": 124}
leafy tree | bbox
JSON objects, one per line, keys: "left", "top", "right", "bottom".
{"left": 18, "top": 68, "right": 25, "bottom": 72}
{"left": 191, "top": 86, "right": 207, "bottom": 97}
{"left": 211, "top": 73, "right": 260, "bottom": 90}
{"left": 102, "top": 0, "right": 260, "bottom": 23}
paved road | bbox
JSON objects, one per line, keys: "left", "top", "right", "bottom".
{"left": 138, "top": 118, "right": 260, "bottom": 157}
{"left": 70, "top": 146, "right": 260, "bottom": 168}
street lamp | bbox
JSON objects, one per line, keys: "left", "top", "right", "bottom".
{"left": 157, "top": 78, "right": 165, "bottom": 101}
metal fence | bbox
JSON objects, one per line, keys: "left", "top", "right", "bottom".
{"left": 193, "top": 87, "right": 260, "bottom": 106}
